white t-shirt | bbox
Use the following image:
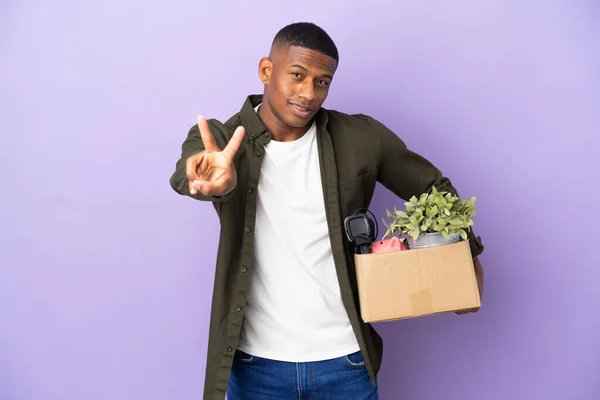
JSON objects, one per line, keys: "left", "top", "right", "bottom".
{"left": 236, "top": 106, "right": 360, "bottom": 362}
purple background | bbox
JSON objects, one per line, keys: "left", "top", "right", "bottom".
{"left": 1, "top": 1, "right": 599, "bottom": 399}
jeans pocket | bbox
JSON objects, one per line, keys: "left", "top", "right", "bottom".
{"left": 233, "top": 350, "right": 255, "bottom": 364}
{"left": 342, "top": 351, "right": 365, "bottom": 368}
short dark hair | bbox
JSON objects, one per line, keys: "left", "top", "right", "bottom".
{"left": 272, "top": 22, "right": 339, "bottom": 62}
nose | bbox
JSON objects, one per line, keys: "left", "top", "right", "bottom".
{"left": 298, "top": 80, "right": 316, "bottom": 102}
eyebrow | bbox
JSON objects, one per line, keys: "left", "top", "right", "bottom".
{"left": 289, "top": 64, "right": 333, "bottom": 80}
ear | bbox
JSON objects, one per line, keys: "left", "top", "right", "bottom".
{"left": 258, "top": 57, "right": 272, "bottom": 85}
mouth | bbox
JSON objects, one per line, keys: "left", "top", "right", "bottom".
{"left": 289, "top": 102, "right": 312, "bottom": 118}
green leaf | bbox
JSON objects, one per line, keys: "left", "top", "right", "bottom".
{"left": 396, "top": 210, "right": 408, "bottom": 218}
{"left": 426, "top": 205, "right": 438, "bottom": 218}
{"left": 409, "top": 215, "right": 419, "bottom": 226}
{"left": 381, "top": 228, "right": 390, "bottom": 239}
{"left": 458, "top": 229, "right": 468, "bottom": 240}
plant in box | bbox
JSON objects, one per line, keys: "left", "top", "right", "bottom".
{"left": 381, "top": 186, "right": 476, "bottom": 249}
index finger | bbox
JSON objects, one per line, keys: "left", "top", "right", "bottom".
{"left": 197, "top": 115, "right": 219, "bottom": 153}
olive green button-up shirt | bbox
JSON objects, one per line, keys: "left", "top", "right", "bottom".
{"left": 170, "top": 94, "right": 484, "bottom": 399}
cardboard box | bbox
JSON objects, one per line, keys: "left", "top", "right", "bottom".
{"left": 354, "top": 240, "right": 480, "bottom": 323}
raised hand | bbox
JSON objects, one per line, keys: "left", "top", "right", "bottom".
{"left": 186, "top": 115, "right": 245, "bottom": 196}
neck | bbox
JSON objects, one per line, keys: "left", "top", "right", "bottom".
{"left": 257, "top": 100, "right": 312, "bottom": 142}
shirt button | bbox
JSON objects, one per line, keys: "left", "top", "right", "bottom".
{"left": 235, "top": 305, "right": 242, "bottom": 312}
{"left": 255, "top": 151, "right": 262, "bottom": 157}
{"left": 227, "top": 346, "right": 233, "bottom": 352}
{"left": 264, "top": 133, "right": 270, "bottom": 138}
{"left": 248, "top": 187, "right": 254, "bottom": 194}
{"left": 241, "top": 266, "right": 248, "bottom": 273}
{"left": 244, "top": 226, "right": 251, "bottom": 233}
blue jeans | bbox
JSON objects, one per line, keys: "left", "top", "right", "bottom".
{"left": 227, "top": 349, "right": 378, "bottom": 399}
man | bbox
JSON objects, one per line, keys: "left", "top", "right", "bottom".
{"left": 170, "top": 22, "right": 484, "bottom": 400}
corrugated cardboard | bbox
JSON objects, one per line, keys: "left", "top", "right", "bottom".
{"left": 354, "top": 240, "right": 480, "bottom": 323}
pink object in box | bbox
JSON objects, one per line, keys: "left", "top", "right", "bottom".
{"left": 371, "top": 236, "right": 407, "bottom": 254}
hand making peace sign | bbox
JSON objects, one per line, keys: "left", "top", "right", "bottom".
{"left": 186, "top": 115, "right": 245, "bottom": 197}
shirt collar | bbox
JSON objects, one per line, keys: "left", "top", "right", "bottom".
{"left": 239, "top": 95, "right": 267, "bottom": 140}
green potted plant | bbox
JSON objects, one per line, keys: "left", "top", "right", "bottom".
{"left": 381, "top": 186, "right": 477, "bottom": 249}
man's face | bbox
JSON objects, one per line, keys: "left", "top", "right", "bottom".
{"left": 260, "top": 45, "right": 338, "bottom": 128}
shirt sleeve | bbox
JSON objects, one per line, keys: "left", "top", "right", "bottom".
{"left": 365, "top": 115, "right": 484, "bottom": 257}
{"left": 169, "top": 122, "right": 238, "bottom": 203}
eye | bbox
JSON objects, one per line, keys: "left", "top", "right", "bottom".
{"left": 291, "top": 72, "right": 302, "bottom": 79}
{"left": 317, "top": 80, "right": 330, "bottom": 86}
